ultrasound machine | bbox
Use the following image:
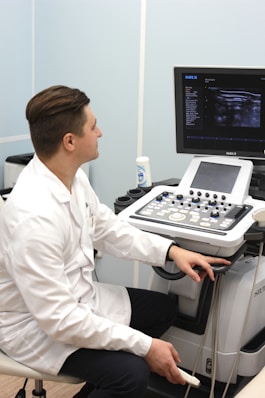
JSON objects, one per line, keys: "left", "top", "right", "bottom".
{"left": 118, "top": 66, "right": 265, "bottom": 397}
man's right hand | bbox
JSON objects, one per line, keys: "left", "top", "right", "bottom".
{"left": 144, "top": 338, "right": 186, "bottom": 385}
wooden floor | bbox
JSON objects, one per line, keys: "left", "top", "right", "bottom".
{"left": 0, "top": 373, "right": 251, "bottom": 398}
{"left": 0, "top": 376, "right": 162, "bottom": 397}
{"left": 0, "top": 375, "right": 84, "bottom": 398}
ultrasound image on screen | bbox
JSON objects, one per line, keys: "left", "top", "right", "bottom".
{"left": 175, "top": 67, "right": 265, "bottom": 158}
{"left": 191, "top": 162, "right": 240, "bottom": 193}
{"left": 208, "top": 87, "right": 261, "bottom": 128}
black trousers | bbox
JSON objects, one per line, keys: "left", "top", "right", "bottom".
{"left": 59, "top": 288, "right": 176, "bottom": 398}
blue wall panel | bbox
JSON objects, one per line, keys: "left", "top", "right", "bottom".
{"left": 1, "top": 0, "right": 265, "bottom": 286}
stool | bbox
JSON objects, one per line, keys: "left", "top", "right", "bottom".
{"left": 0, "top": 350, "right": 84, "bottom": 397}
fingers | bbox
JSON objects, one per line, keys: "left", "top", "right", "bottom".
{"left": 145, "top": 339, "right": 186, "bottom": 385}
{"left": 171, "top": 346, "right": 181, "bottom": 364}
{"left": 162, "top": 352, "right": 186, "bottom": 385}
{"left": 208, "top": 256, "right": 231, "bottom": 265}
{"left": 167, "top": 366, "right": 186, "bottom": 385}
{"left": 185, "top": 266, "right": 207, "bottom": 282}
{"left": 190, "top": 255, "right": 231, "bottom": 282}
{"left": 165, "top": 352, "right": 186, "bottom": 385}
{"left": 183, "top": 257, "right": 215, "bottom": 282}
{"left": 195, "top": 258, "right": 215, "bottom": 281}
{"left": 170, "top": 246, "right": 231, "bottom": 282}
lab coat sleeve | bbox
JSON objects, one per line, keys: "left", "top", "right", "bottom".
{"left": 78, "top": 167, "right": 172, "bottom": 265}
{"left": 93, "top": 202, "right": 171, "bottom": 266}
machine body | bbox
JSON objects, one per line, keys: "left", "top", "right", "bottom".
{"left": 119, "top": 156, "right": 265, "bottom": 384}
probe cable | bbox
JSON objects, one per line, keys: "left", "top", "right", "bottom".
{"left": 209, "top": 273, "right": 224, "bottom": 398}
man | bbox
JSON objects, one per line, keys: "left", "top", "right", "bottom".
{"left": 0, "top": 86, "right": 230, "bottom": 398}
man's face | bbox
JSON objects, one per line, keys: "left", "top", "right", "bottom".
{"left": 75, "top": 105, "right": 102, "bottom": 163}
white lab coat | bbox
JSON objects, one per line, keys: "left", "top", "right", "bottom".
{"left": 0, "top": 155, "right": 172, "bottom": 375}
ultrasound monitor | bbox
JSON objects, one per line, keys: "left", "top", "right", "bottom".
{"left": 174, "top": 66, "right": 265, "bottom": 163}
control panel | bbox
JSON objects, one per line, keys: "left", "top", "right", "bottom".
{"left": 119, "top": 157, "right": 265, "bottom": 257}
{"left": 133, "top": 189, "right": 252, "bottom": 234}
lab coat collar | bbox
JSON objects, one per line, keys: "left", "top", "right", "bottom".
{"left": 32, "top": 154, "right": 73, "bottom": 204}
{"left": 31, "top": 155, "right": 83, "bottom": 227}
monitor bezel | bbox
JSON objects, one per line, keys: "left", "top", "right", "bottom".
{"left": 174, "top": 65, "right": 265, "bottom": 162}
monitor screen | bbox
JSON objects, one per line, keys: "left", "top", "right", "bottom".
{"left": 174, "top": 66, "right": 265, "bottom": 161}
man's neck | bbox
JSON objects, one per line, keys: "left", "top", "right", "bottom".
{"left": 38, "top": 153, "right": 78, "bottom": 192}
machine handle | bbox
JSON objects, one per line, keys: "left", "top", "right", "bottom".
{"left": 152, "top": 243, "right": 248, "bottom": 281}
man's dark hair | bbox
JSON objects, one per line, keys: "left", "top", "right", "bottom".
{"left": 26, "top": 85, "right": 90, "bottom": 158}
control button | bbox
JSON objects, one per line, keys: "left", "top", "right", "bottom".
{"left": 200, "top": 221, "right": 211, "bottom": 227}
{"left": 142, "top": 210, "right": 153, "bottom": 215}
{"left": 208, "top": 199, "right": 217, "bottom": 206}
{"left": 192, "top": 197, "right": 200, "bottom": 203}
{"left": 190, "top": 211, "right": 200, "bottom": 216}
{"left": 210, "top": 210, "right": 220, "bottom": 218}
{"left": 156, "top": 195, "right": 163, "bottom": 201}
{"left": 163, "top": 210, "right": 170, "bottom": 214}
{"left": 226, "top": 205, "right": 247, "bottom": 219}
{"left": 168, "top": 212, "right": 186, "bottom": 222}
{"left": 176, "top": 194, "right": 183, "bottom": 200}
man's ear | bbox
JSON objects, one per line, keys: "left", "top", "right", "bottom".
{"left": 63, "top": 132, "right": 75, "bottom": 152}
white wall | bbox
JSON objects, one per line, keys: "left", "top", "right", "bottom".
{"left": 0, "top": 0, "right": 34, "bottom": 184}
{"left": 1, "top": 0, "right": 265, "bottom": 287}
